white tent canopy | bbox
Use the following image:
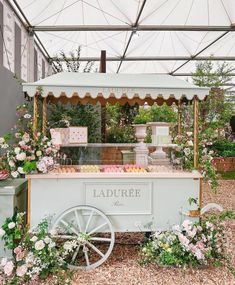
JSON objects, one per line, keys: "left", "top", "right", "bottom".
{"left": 22, "top": 72, "right": 209, "bottom": 106}
{"left": 10, "top": 0, "right": 235, "bottom": 83}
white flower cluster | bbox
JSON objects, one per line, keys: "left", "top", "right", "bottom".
{"left": 36, "top": 156, "right": 54, "bottom": 173}
{"left": 0, "top": 137, "right": 9, "bottom": 149}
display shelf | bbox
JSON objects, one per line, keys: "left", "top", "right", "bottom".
{"left": 60, "top": 143, "right": 178, "bottom": 148}
{"left": 27, "top": 171, "right": 202, "bottom": 179}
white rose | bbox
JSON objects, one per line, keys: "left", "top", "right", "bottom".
{"left": 24, "top": 114, "right": 31, "bottom": 119}
{"left": 16, "top": 152, "right": 26, "bottom": 161}
{"left": 11, "top": 171, "right": 19, "bottom": 178}
{"left": 184, "top": 148, "right": 191, "bottom": 156}
{"left": 36, "top": 151, "right": 42, "bottom": 157}
{"left": 0, "top": 228, "right": 6, "bottom": 237}
{"left": 35, "top": 240, "right": 45, "bottom": 251}
{"left": 17, "top": 167, "right": 25, "bottom": 174}
{"left": 48, "top": 242, "right": 55, "bottom": 248}
{"left": 14, "top": 147, "right": 21, "bottom": 154}
{"left": 30, "top": 236, "right": 38, "bottom": 242}
{"left": 0, "top": 137, "right": 5, "bottom": 144}
{"left": 8, "top": 222, "right": 15, "bottom": 229}
{"left": 1, "top": 257, "right": 7, "bottom": 267}
{"left": 44, "top": 237, "right": 51, "bottom": 244}
{"left": 49, "top": 229, "right": 57, "bottom": 236}
{"left": 30, "top": 155, "right": 36, "bottom": 161}
{"left": 186, "top": 132, "right": 193, "bottom": 137}
{"left": 18, "top": 141, "right": 25, "bottom": 146}
{"left": 1, "top": 144, "right": 9, "bottom": 149}
{"left": 187, "top": 140, "right": 193, "bottom": 146}
{"left": 8, "top": 160, "right": 15, "bottom": 167}
{"left": 3, "top": 261, "right": 14, "bottom": 276}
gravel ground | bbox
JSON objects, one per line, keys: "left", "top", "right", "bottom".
{"left": 0, "top": 180, "right": 235, "bottom": 285}
{"left": 72, "top": 180, "right": 235, "bottom": 285}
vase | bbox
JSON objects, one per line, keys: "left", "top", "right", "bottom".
{"left": 147, "top": 122, "right": 171, "bottom": 159}
{"left": 132, "top": 124, "right": 147, "bottom": 145}
{"left": 132, "top": 124, "right": 148, "bottom": 166}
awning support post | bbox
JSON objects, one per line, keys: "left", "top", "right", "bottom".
{"left": 177, "top": 99, "right": 182, "bottom": 135}
{"left": 42, "top": 97, "right": 47, "bottom": 134}
{"left": 193, "top": 96, "right": 199, "bottom": 169}
{"left": 33, "top": 94, "right": 39, "bottom": 138}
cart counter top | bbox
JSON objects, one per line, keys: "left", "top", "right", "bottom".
{"left": 27, "top": 171, "right": 202, "bottom": 179}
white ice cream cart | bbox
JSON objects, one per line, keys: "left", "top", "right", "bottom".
{"left": 23, "top": 73, "right": 210, "bottom": 269}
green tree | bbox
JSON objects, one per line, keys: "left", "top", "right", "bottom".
{"left": 192, "top": 60, "right": 233, "bottom": 130}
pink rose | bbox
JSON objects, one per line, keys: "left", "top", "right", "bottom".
{"left": 14, "top": 246, "right": 22, "bottom": 255}
{"left": 16, "top": 251, "right": 25, "bottom": 261}
{"left": 4, "top": 261, "right": 14, "bottom": 276}
{"left": 16, "top": 265, "right": 27, "bottom": 277}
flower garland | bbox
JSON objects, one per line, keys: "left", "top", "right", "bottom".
{"left": 173, "top": 129, "right": 219, "bottom": 190}
{"left": 0, "top": 104, "right": 59, "bottom": 178}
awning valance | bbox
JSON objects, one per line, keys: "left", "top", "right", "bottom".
{"left": 22, "top": 72, "right": 210, "bottom": 105}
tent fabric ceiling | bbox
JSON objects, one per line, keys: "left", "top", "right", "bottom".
{"left": 10, "top": 0, "right": 235, "bottom": 82}
{"left": 22, "top": 72, "right": 210, "bottom": 106}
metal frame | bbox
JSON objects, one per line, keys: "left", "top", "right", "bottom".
{"left": 51, "top": 56, "right": 235, "bottom": 62}
{"left": 33, "top": 24, "right": 235, "bottom": 32}
{"left": 7, "top": 0, "right": 235, "bottom": 76}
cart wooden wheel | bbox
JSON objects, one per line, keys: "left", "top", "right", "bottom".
{"left": 51, "top": 206, "right": 115, "bottom": 270}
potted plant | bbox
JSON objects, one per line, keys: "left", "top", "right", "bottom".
{"left": 132, "top": 108, "right": 151, "bottom": 144}
{"left": 147, "top": 104, "right": 176, "bottom": 145}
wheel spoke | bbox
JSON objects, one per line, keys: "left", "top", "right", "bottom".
{"left": 60, "top": 219, "right": 79, "bottom": 236}
{"left": 90, "top": 237, "right": 111, "bottom": 242}
{"left": 88, "top": 222, "right": 107, "bottom": 235}
{"left": 74, "top": 210, "right": 82, "bottom": 232}
{"left": 85, "top": 210, "right": 94, "bottom": 233}
{"left": 84, "top": 247, "right": 90, "bottom": 267}
{"left": 53, "top": 234, "right": 75, "bottom": 240}
{"left": 86, "top": 241, "right": 105, "bottom": 257}
{"left": 71, "top": 245, "right": 81, "bottom": 264}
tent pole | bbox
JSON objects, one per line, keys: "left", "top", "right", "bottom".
{"left": 193, "top": 96, "right": 199, "bottom": 169}
{"left": 100, "top": 50, "right": 107, "bottom": 143}
{"left": 42, "top": 97, "right": 47, "bottom": 134}
{"left": 33, "top": 95, "right": 39, "bottom": 138}
{"left": 177, "top": 99, "right": 182, "bottom": 135}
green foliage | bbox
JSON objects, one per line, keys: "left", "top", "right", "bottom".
{"left": 133, "top": 108, "right": 151, "bottom": 124}
{"left": 150, "top": 104, "right": 177, "bottom": 123}
{"left": 193, "top": 60, "right": 233, "bottom": 130}
{"left": 53, "top": 46, "right": 95, "bottom": 73}
{"left": 49, "top": 103, "right": 101, "bottom": 143}
{"left": 106, "top": 125, "right": 136, "bottom": 143}
{"left": 221, "top": 171, "right": 235, "bottom": 180}
{"left": 211, "top": 139, "right": 235, "bottom": 157}
{"left": 193, "top": 61, "right": 232, "bottom": 87}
